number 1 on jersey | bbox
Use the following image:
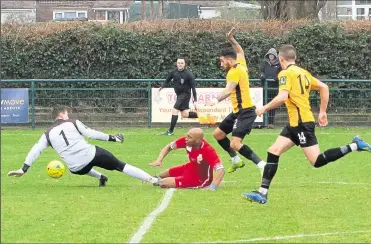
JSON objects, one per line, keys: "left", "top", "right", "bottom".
{"left": 298, "top": 75, "right": 310, "bottom": 94}
{"left": 59, "top": 130, "right": 69, "bottom": 146}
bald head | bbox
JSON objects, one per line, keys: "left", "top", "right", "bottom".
{"left": 189, "top": 128, "right": 204, "bottom": 139}
{"left": 185, "top": 128, "right": 204, "bottom": 148}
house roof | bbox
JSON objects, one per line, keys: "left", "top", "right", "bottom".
{"left": 169, "top": 1, "right": 231, "bottom": 7}
{"left": 1, "top": 0, "right": 36, "bottom": 9}
{"left": 93, "top": 0, "right": 134, "bottom": 9}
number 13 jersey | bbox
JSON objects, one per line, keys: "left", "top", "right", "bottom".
{"left": 278, "top": 64, "right": 321, "bottom": 127}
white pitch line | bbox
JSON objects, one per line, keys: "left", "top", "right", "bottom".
{"left": 128, "top": 188, "right": 176, "bottom": 244}
{"left": 317, "top": 181, "right": 371, "bottom": 185}
{"left": 204, "top": 230, "right": 371, "bottom": 243}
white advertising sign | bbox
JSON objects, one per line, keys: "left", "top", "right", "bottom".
{"left": 151, "top": 88, "right": 263, "bottom": 123}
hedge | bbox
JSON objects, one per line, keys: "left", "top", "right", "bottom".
{"left": 1, "top": 20, "right": 371, "bottom": 85}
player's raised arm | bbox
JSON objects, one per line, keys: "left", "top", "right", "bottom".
{"left": 75, "top": 120, "right": 123, "bottom": 143}
{"left": 7, "top": 134, "right": 49, "bottom": 177}
{"left": 226, "top": 27, "right": 245, "bottom": 60}
{"left": 310, "top": 77, "right": 329, "bottom": 126}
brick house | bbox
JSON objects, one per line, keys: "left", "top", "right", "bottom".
{"left": 36, "top": 0, "right": 133, "bottom": 23}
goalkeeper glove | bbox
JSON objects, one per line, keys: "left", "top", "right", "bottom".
{"left": 109, "top": 133, "right": 124, "bottom": 143}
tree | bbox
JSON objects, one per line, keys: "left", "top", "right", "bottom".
{"left": 150, "top": 0, "right": 154, "bottom": 20}
{"left": 141, "top": 0, "right": 146, "bottom": 20}
{"left": 260, "top": 0, "right": 327, "bottom": 20}
{"left": 158, "top": 0, "right": 164, "bottom": 19}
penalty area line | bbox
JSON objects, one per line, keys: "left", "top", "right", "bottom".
{"left": 200, "top": 230, "right": 371, "bottom": 243}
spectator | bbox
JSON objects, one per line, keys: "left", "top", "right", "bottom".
{"left": 260, "top": 48, "right": 282, "bottom": 129}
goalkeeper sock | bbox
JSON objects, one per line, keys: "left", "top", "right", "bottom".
{"left": 169, "top": 115, "right": 178, "bottom": 133}
{"left": 217, "top": 137, "right": 237, "bottom": 157}
{"left": 188, "top": 112, "right": 198, "bottom": 118}
{"left": 122, "top": 163, "right": 156, "bottom": 183}
{"left": 86, "top": 169, "right": 102, "bottom": 179}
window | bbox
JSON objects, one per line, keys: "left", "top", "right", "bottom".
{"left": 93, "top": 10, "right": 127, "bottom": 23}
{"left": 356, "top": 8, "right": 366, "bottom": 19}
{"left": 337, "top": 7, "right": 352, "bottom": 15}
{"left": 95, "top": 10, "right": 106, "bottom": 20}
{"left": 107, "top": 10, "right": 120, "bottom": 21}
{"left": 64, "top": 12, "right": 77, "bottom": 18}
{"left": 53, "top": 11, "right": 87, "bottom": 20}
{"left": 54, "top": 12, "right": 63, "bottom": 19}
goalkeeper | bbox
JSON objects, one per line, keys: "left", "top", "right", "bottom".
{"left": 7, "top": 105, "right": 159, "bottom": 187}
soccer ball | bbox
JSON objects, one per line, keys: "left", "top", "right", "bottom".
{"left": 47, "top": 160, "right": 65, "bottom": 178}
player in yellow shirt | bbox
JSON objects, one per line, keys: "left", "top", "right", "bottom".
{"left": 207, "top": 27, "right": 266, "bottom": 175}
{"left": 243, "top": 44, "right": 371, "bottom": 204}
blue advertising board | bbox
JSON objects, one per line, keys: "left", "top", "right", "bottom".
{"left": 1, "top": 88, "right": 29, "bottom": 124}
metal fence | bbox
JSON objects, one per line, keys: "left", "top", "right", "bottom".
{"left": 1, "top": 79, "right": 371, "bottom": 129}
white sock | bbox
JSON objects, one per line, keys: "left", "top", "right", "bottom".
{"left": 349, "top": 143, "right": 358, "bottom": 152}
{"left": 231, "top": 155, "right": 241, "bottom": 163}
{"left": 259, "top": 187, "right": 268, "bottom": 195}
{"left": 123, "top": 164, "right": 155, "bottom": 183}
{"left": 257, "top": 161, "right": 266, "bottom": 168}
{"left": 86, "top": 169, "right": 102, "bottom": 179}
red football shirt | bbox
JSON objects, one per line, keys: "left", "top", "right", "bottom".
{"left": 170, "top": 136, "right": 223, "bottom": 180}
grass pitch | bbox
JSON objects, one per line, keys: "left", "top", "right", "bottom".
{"left": 2, "top": 128, "right": 371, "bottom": 243}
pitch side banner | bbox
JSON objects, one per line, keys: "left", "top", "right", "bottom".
{"left": 151, "top": 88, "right": 263, "bottom": 123}
{"left": 1, "top": 88, "right": 29, "bottom": 124}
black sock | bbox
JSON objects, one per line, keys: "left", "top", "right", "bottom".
{"left": 314, "top": 146, "right": 352, "bottom": 168}
{"left": 188, "top": 112, "right": 198, "bottom": 118}
{"left": 217, "top": 138, "right": 237, "bottom": 157}
{"left": 238, "top": 144, "right": 261, "bottom": 165}
{"left": 169, "top": 115, "right": 178, "bottom": 133}
{"left": 261, "top": 152, "right": 280, "bottom": 190}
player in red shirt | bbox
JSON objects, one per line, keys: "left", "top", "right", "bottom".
{"left": 149, "top": 128, "right": 225, "bottom": 190}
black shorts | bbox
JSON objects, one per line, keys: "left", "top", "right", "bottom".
{"left": 174, "top": 93, "right": 191, "bottom": 111}
{"left": 71, "top": 146, "right": 126, "bottom": 175}
{"left": 218, "top": 107, "right": 256, "bottom": 139}
{"left": 280, "top": 122, "right": 318, "bottom": 148}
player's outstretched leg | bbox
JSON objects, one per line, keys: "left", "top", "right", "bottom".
{"left": 243, "top": 136, "right": 295, "bottom": 204}
{"left": 213, "top": 128, "right": 245, "bottom": 173}
{"left": 92, "top": 147, "right": 159, "bottom": 185}
{"left": 307, "top": 136, "right": 371, "bottom": 168}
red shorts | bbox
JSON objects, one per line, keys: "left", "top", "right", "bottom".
{"left": 168, "top": 162, "right": 212, "bottom": 189}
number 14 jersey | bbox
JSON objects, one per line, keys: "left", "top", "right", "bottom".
{"left": 278, "top": 64, "right": 321, "bottom": 127}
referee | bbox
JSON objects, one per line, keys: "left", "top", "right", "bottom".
{"left": 159, "top": 58, "right": 198, "bottom": 136}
